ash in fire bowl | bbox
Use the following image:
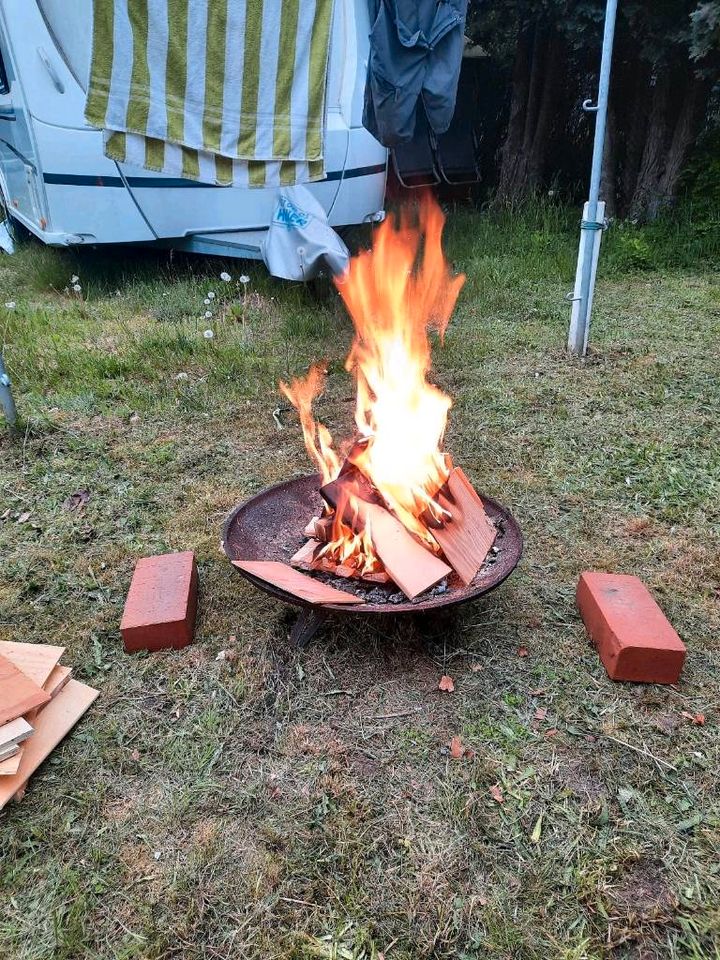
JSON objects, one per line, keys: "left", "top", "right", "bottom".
{"left": 224, "top": 195, "right": 523, "bottom": 615}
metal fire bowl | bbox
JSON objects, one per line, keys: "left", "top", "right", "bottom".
{"left": 223, "top": 473, "right": 523, "bottom": 616}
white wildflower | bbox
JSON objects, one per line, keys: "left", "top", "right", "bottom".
{"left": 71, "top": 275, "right": 79, "bottom": 284}
{"left": 239, "top": 275, "right": 250, "bottom": 285}
{"left": 207, "top": 291, "right": 216, "bottom": 300}
{"left": 73, "top": 284, "right": 82, "bottom": 293}
{"left": 203, "top": 329, "right": 214, "bottom": 340}
{"left": 4, "top": 301, "right": 15, "bottom": 309}
{"left": 204, "top": 298, "right": 211, "bottom": 305}
{"left": 220, "top": 271, "right": 231, "bottom": 282}
{"left": 204, "top": 310, "right": 212, "bottom": 319}
{"left": 174, "top": 372, "right": 189, "bottom": 381}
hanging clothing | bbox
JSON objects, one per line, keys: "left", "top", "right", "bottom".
{"left": 85, "top": 0, "right": 335, "bottom": 187}
{"left": 363, "top": 0, "right": 468, "bottom": 148}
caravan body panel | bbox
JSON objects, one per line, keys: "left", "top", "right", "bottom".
{"left": 0, "top": 0, "right": 386, "bottom": 256}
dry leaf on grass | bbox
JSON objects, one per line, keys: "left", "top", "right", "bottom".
{"left": 450, "top": 736, "right": 464, "bottom": 759}
{"left": 490, "top": 784, "right": 504, "bottom": 804}
{"left": 534, "top": 707, "right": 548, "bottom": 722}
{"left": 517, "top": 646, "right": 529, "bottom": 658}
{"left": 438, "top": 675, "right": 455, "bottom": 693}
{"left": 681, "top": 711, "right": 705, "bottom": 725}
{"left": 63, "top": 489, "right": 90, "bottom": 512}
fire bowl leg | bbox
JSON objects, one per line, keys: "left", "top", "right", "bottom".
{"left": 290, "top": 608, "right": 329, "bottom": 648}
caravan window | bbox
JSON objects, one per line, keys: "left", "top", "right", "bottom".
{"left": 37, "top": 0, "right": 92, "bottom": 90}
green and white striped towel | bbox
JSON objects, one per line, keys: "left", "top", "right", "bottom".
{"left": 86, "top": 0, "right": 334, "bottom": 187}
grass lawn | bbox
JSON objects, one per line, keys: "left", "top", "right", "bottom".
{"left": 0, "top": 204, "right": 719, "bottom": 960}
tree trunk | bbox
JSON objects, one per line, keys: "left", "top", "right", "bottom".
{"left": 654, "top": 77, "right": 708, "bottom": 216}
{"left": 497, "top": 23, "right": 563, "bottom": 202}
{"left": 527, "top": 29, "right": 564, "bottom": 189}
{"left": 629, "top": 76, "right": 671, "bottom": 221}
{"left": 497, "top": 25, "right": 533, "bottom": 201}
{"left": 600, "top": 101, "right": 618, "bottom": 218}
{"left": 619, "top": 64, "right": 651, "bottom": 214}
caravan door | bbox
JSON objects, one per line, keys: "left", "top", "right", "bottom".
{"left": 0, "top": 18, "right": 47, "bottom": 233}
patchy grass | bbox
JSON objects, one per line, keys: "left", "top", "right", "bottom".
{"left": 0, "top": 206, "right": 719, "bottom": 960}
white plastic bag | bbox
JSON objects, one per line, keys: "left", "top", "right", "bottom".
{"left": 262, "top": 185, "right": 349, "bottom": 280}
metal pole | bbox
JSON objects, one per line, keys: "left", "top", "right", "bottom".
{"left": 0, "top": 347, "right": 17, "bottom": 426}
{"left": 568, "top": 0, "right": 618, "bottom": 355}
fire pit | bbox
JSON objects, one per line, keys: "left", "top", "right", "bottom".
{"left": 222, "top": 195, "right": 524, "bottom": 644}
{"left": 223, "top": 474, "right": 523, "bottom": 644}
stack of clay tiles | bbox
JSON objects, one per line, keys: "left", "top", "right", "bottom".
{"left": 0, "top": 641, "right": 98, "bottom": 811}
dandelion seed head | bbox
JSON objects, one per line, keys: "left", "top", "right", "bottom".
{"left": 203, "top": 329, "right": 214, "bottom": 339}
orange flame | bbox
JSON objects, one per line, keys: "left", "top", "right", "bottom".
{"left": 279, "top": 362, "right": 340, "bottom": 486}
{"left": 281, "top": 194, "right": 465, "bottom": 566}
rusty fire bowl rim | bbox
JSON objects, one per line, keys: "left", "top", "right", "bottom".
{"left": 222, "top": 473, "right": 523, "bottom": 615}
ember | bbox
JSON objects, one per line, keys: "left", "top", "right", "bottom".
{"left": 279, "top": 195, "right": 499, "bottom": 602}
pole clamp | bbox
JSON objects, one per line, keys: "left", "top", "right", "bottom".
{"left": 0, "top": 373, "right": 10, "bottom": 387}
{"left": 580, "top": 219, "right": 606, "bottom": 232}
{"left": 582, "top": 99, "right": 599, "bottom": 113}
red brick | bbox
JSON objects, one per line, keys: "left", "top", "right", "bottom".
{"left": 121, "top": 551, "right": 198, "bottom": 654}
{"left": 577, "top": 572, "right": 686, "bottom": 684}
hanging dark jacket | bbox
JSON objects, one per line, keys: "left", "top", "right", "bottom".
{"left": 363, "top": 0, "right": 468, "bottom": 148}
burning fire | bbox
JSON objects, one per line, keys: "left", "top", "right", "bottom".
{"left": 280, "top": 194, "right": 465, "bottom": 573}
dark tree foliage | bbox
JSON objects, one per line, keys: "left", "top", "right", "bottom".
{"left": 466, "top": 0, "right": 720, "bottom": 219}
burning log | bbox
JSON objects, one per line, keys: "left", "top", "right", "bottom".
{"left": 317, "top": 458, "right": 451, "bottom": 599}
{"left": 357, "top": 501, "right": 451, "bottom": 600}
{"left": 291, "top": 536, "right": 391, "bottom": 584}
{"left": 303, "top": 516, "right": 333, "bottom": 542}
{"left": 290, "top": 539, "right": 321, "bottom": 569}
{"left": 430, "top": 468, "right": 497, "bottom": 585}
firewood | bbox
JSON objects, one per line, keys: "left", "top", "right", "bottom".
{"left": 290, "top": 539, "right": 321, "bottom": 570}
{"left": 303, "top": 516, "right": 334, "bottom": 542}
{"left": 357, "top": 502, "right": 451, "bottom": 600}
{"left": 0, "top": 654, "right": 51, "bottom": 726}
{"left": 320, "top": 461, "right": 384, "bottom": 514}
{"left": 431, "top": 468, "right": 497, "bottom": 585}
{"left": 233, "top": 561, "right": 364, "bottom": 605}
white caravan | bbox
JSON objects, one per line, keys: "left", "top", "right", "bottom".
{"left": 0, "top": 0, "right": 387, "bottom": 262}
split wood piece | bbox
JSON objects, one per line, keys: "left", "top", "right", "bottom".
{"left": 290, "top": 539, "right": 322, "bottom": 570}
{"left": 303, "top": 516, "right": 334, "bottom": 542}
{"left": 0, "top": 743, "right": 19, "bottom": 762}
{"left": 0, "top": 641, "right": 65, "bottom": 687}
{"left": 293, "top": 540, "right": 391, "bottom": 585}
{"left": 0, "top": 718, "right": 33, "bottom": 750}
{"left": 25, "top": 665, "right": 74, "bottom": 725}
{"left": 0, "top": 751, "right": 23, "bottom": 777}
{"left": 320, "top": 462, "right": 385, "bottom": 513}
{"left": 0, "top": 653, "right": 51, "bottom": 726}
{"left": 0, "top": 678, "right": 99, "bottom": 811}
{"left": 358, "top": 502, "right": 452, "bottom": 600}
{"left": 233, "top": 560, "right": 364, "bottom": 605}
{"left": 312, "top": 555, "right": 391, "bottom": 584}
{"left": 1, "top": 666, "right": 72, "bottom": 775}
{"left": 44, "top": 664, "right": 73, "bottom": 699}
{"left": 431, "top": 468, "right": 497, "bottom": 585}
